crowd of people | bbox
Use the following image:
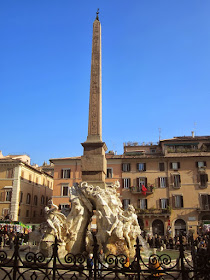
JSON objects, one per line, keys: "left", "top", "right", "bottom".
{"left": 145, "top": 232, "right": 210, "bottom": 252}
{"left": 0, "top": 227, "right": 30, "bottom": 249}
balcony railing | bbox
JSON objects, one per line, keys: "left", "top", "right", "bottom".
{"left": 167, "top": 148, "right": 210, "bottom": 153}
{"left": 136, "top": 208, "right": 171, "bottom": 215}
{"left": 198, "top": 204, "right": 210, "bottom": 211}
{"left": 130, "top": 185, "right": 154, "bottom": 194}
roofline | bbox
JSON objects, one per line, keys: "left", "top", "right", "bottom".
{"left": 0, "top": 159, "right": 53, "bottom": 178}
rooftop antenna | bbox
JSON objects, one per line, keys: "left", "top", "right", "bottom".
{"left": 158, "top": 128, "right": 161, "bottom": 141}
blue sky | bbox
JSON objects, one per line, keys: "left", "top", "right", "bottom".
{"left": 1, "top": 1, "right": 210, "bottom": 165}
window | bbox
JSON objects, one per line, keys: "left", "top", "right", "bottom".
{"left": 5, "top": 191, "right": 12, "bottom": 201}
{"left": 150, "top": 149, "right": 156, "bottom": 153}
{"left": 170, "top": 162, "right": 180, "bottom": 170}
{"left": 33, "top": 211, "right": 36, "bottom": 217}
{"left": 173, "top": 195, "right": 183, "bottom": 208}
{"left": 43, "top": 178, "right": 45, "bottom": 186}
{"left": 160, "top": 198, "right": 169, "bottom": 209}
{"left": 171, "top": 174, "right": 181, "bottom": 188}
{"left": 61, "top": 169, "right": 71, "bottom": 178}
{"left": 41, "top": 195, "right": 45, "bottom": 205}
{"left": 137, "top": 177, "right": 147, "bottom": 191}
{"left": 158, "top": 177, "right": 167, "bottom": 188}
{"left": 139, "top": 199, "right": 147, "bottom": 209}
{"left": 7, "top": 168, "right": 14, "bottom": 178}
{"left": 19, "top": 191, "right": 23, "bottom": 203}
{"left": 35, "top": 177, "right": 39, "bottom": 185}
{"left": 200, "top": 194, "right": 210, "bottom": 210}
{"left": 122, "top": 199, "right": 130, "bottom": 209}
{"left": 18, "top": 209, "right": 21, "bottom": 216}
{"left": 199, "top": 174, "right": 208, "bottom": 187}
{"left": 62, "top": 185, "right": 69, "bottom": 196}
{"left": 159, "top": 162, "right": 165, "bottom": 171}
{"left": 34, "top": 195, "right": 38, "bottom": 206}
{"left": 123, "top": 178, "right": 131, "bottom": 189}
{"left": 47, "top": 181, "right": 50, "bottom": 187}
{"left": 40, "top": 209, "right": 43, "bottom": 216}
{"left": 26, "top": 210, "right": 29, "bottom": 217}
{"left": 106, "top": 168, "right": 113, "bottom": 178}
{"left": 2, "top": 208, "right": 10, "bottom": 218}
{"left": 137, "top": 163, "right": 146, "bottom": 172}
{"left": 26, "top": 193, "right": 31, "bottom": 204}
{"left": 196, "top": 161, "right": 206, "bottom": 168}
{"left": 29, "top": 174, "right": 32, "bottom": 183}
{"left": 122, "top": 163, "right": 130, "bottom": 172}
{"left": 21, "top": 171, "right": 24, "bottom": 180}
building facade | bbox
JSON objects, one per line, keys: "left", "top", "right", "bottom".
{"left": 50, "top": 135, "right": 210, "bottom": 237}
{"left": 0, "top": 152, "right": 53, "bottom": 224}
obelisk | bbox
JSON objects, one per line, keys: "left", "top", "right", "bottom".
{"left": 81, "top": 11, "right": 107, "bottom": 188}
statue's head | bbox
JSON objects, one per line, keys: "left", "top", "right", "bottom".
{"left": 127, "top": 205, "right": 135, "bottom": 213}
{"left": 48, "top": 199, "right": 53, "bottom": 207}
{"left": 44, "top": 206, "right": 50, "bottom": 213}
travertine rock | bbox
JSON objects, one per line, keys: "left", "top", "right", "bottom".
{"left": 40, "top": 181, "right": 141, "bottom": 257}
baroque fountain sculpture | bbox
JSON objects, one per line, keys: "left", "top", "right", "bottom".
{"left": 40, "top": 181, "right": 141, "bottom": 258}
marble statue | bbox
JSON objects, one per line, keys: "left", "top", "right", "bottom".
{"left": 40, "top": 181, "right": 141, "bottom": 257}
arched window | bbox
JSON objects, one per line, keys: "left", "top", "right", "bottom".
{"left": 41, "top": 195, "right": 45, "bottom": 205}
{"left": 34, "top": 195, "right": 38, "bottom": 206}
{"left": 26, "top": 193, "right": 31, "bottom": 204}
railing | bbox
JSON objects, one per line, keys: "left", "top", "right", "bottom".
{"left": 198, "top": 204, "right": 210, "bottom": 211}
{"left": 136, "top": 208, "right": 171, "bottom": 215}
{"left": 0, "top": 234, "right": 209, "bottom": 280}
{"left": 130, "top": 185, "right": 154, "bottom": 194}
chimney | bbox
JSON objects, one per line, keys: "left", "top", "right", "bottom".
{"left": 191, "top": 131, "right": 195, "bottom": 138}
{"left": 0, "top": 151, "right": 3, "bottom": 158}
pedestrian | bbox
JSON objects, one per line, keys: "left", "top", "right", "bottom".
{"left": 87, "top": 254, "right": 93, "bottom": 279}
{"left": 98, "top": 249, "right": 105, "bottom": 278}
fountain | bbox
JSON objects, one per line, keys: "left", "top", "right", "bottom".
{"left": 40, "top": 182, "right": 141, "bottom": 258}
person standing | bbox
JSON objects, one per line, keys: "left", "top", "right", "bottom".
{"left": 98, "top": 249, "right": 105, "bottom": 278}
{"left": 87, "top": 254, "right": 93, "bottom": 279}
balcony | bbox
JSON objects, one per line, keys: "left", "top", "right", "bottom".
{"left": 130, "top": 185, "right": 154, "bottom": 195}
{"left": 197, "top": 205, "right": 210, "bottom": 211}
{"left": 136, "top": 208, "right": 171, "bottom": 217}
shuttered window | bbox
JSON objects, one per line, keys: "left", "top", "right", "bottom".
{"left": 61, "top": 169, "right": 71, "bottom": 178}
{"left": 123, "top": 178, "right": 131, "bottom": 189}
{"left": 160, "top": 198, "right": 169, "bottom": 209}
{"left": 173, "top": 195, "right": 183, "bottom": 208}
{"left": 200, "top": 174, "right": 208, "bottom": 187}
{"left": 170, "top": 162, "right": 180, "bottom": 170}
{"left": 159, "top": 177, "right": 167, "bottom": 188}
{"left": 122, "top": 163, "right": 130, "bottom": 172}
{"left": 139, "top": 199, "right": 147, "bottom": 209}
{"left": 137, "top": 163, "right": 146, "bottom": 171}
{"left": 159, "top": 162, "right": 165, "bottom": 171}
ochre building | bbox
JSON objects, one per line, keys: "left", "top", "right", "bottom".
{"left": 50, "top": 135, "right": 210, "bottom": 237}
{"left": 0, "top": 152, "right": 53, "bottom": 224}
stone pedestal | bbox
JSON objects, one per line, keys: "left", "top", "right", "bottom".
{"left": 81, "top": 142, "right": 107, "bottom": 186}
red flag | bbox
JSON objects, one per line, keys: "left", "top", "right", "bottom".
{"left": 141, "top": 185, "right": 147, "bottom": 196}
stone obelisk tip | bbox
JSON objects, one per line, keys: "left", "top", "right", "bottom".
{"left": 96, "top": 8, "right": 99, "bottom": 21}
